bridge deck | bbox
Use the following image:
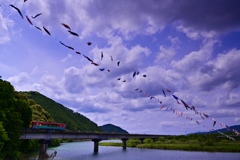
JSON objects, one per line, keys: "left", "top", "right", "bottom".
{"left": 20, "top": 130, "right": 168, "bottom": 140}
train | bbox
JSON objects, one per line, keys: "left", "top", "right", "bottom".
{"left": 30, "top": 121, "right": 67, "bottom": 131}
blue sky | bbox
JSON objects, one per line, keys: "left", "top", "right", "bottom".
{"left": 1, "top": 0, "right": 240, "bottom": 135}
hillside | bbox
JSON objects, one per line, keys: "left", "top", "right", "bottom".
{"left": 100, "top": 124, "right": 129, "bottom": 134}
{"left": 23, "top": 91, "right": 102, "bottom": 132}
{"left": 209, "top": 125, "right": 240, "bottom": 134}
{"left": 28, "top": 98, "right": 54, "bottom": 122}
{"left": 190, "top": 125, "right": 240, "bottom": 135}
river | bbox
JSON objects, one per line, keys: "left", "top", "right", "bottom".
{"left": 45, "top": 140, "right": 240, "bottom": 160}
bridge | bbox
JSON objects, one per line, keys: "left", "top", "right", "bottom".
{"left": 20, "top": 130, "right": 168, "bottom": 159}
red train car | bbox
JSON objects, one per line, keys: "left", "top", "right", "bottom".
{"left": 30, "top": 121, "right": 67, "bottom": 131}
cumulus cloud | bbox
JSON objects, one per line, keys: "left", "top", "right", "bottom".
{"left": 2, "top": 0, "right": 240, "bottom": 134}
{"left": 155, "top": 45, "right": 176, "bottom": 63}
{"left": 194, "top": 49, "right": 240, "bottom": 91}
{"left": 176, "top": 25, "right": 218, "bottom": 40}
{"left": 0, "top": 9, "right": 14, "bottom": 44}
{"left": 61, "top": 53, "right": 73, "bottom": 62}
{"left": 23, "top": 0, "right": 240, "bottom": 39}
{"left": 171, "top": 40, "right": 216, "bottom": 73}
{"left": 63, "top": 67, "right": 85, "bottom": 94}
{"left": 235, "top": 118, "right": 240, "bottom": 122}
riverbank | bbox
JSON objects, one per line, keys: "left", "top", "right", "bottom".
{"left": 99, "top": 135, "right": 240, "bottom": 152}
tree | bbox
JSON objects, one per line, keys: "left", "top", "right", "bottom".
{"left": 0, "top": 79, "right": 32, "bottom": 159}
{"left": 0, "top": 122, "right": 9, "bottom": 158}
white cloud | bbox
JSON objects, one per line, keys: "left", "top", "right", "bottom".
{"left": 191, "top": 48, "right": 240, "bottom": 91}
{"left": 216, "top": 109, "right": 239, "bottom": 117}
{"left": 63, "top": 67, "right": 85, "bottom": 94}
{"left": 1, "top": 0, "right": 240, "bottom": 135}
{"left": 155, "top": 45, "right": 176, "bottom": 62}
{"left": 176, "top": 24, "right": 217, "bottom": 40}
{"left": 0, "top": 10, "right": 14, "bottom": 44}
{"left": 7, "top": 72, "right": 29, "bottom": 85}
{"left": 61, "top": 53, "right": 73, "bottom": 62}
{"left": 234, "top": 117, "right": 240, "bottom": 122}
{"left": 171, "top": 40, "right": 216, "bottom": 73}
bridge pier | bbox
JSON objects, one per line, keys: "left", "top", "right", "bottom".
{"left": 38, "top": 139, "right": 51, "bottom": 160}
{"left": 92, "top": 139, "right": 101, "bottom": 153}
{"left": 121, "top": 138, "right": 128, "bottom": 150}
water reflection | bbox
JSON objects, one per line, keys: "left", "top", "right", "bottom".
{"left": 28, "top": 140, "right": 240, "bottom": 160}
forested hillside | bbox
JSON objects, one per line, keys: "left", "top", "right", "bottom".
{"left": 191, "top": 125, "right": 240, "bottom": 135}
{"left": 23, "top": 91, "right": 102, "bottom": 132}
{"left": 100, "top": 124, "right": 129, "bottom": 134}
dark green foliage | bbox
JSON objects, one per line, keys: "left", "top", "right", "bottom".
{"left": 30, "top": 103, "right": 54, "bottom": 122}
{"left": 157, "top": 136, "right": 166, "bottom": 142}
{"left": 23, "top": 91, "right": 102, "bottom": 132}
{"left": 144, "top": 138, "right": 153, "bottom": 143}
{"left": 0, "top": 122, "right": 9, "bottom": 151}
{"left": 100, "top": 124, "right": 129, "bottom": 134}
{"left": 0, "top": 79, "right": 32, "bottom": 159}
{"left": 49, "top": 139, "right": 61, "bottom": 147}
{"left": 19, "top": 140, "right": 40, "bottom": 153}
{"left": 127, "top": 139, "right": 141, "bottom": 147}
{"left": 205, "top": 139, "right": 214, "bottom": 146}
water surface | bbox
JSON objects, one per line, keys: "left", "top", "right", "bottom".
{"left": 47, "top": 141, "right": 240, "bottom": 160}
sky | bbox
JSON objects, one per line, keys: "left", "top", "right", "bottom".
{"left": 1, "top": 0, "right": 240, "bottom": 135}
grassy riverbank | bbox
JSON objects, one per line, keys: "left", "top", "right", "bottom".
{"left": 99, "top": 134, "right": 240, "bottom": 152}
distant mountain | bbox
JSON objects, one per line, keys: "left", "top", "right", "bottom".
{"left": 209, "top": 125, "right": 240, "bottom": 134}
{"left": 191, "top": 125, "right": 240, "bottom": 135}
{"left": 22, "top": 91, "right": 102, "bottom": 132}
{"left": 100, "top": 124, "right": 129, "bottom": 134}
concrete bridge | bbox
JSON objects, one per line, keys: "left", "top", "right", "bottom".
{"left": 20, "top": 130, "right": 167, "bottom": 159}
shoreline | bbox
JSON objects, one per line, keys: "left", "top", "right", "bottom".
{"left": 99, "top": 137, "right": 240, "bottom": 152}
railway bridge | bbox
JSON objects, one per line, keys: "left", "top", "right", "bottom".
{"left": 20, "top": 130, "right": 167, "bottom": 159}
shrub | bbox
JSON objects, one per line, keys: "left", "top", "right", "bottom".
{"left": 205, "top": 139, "right": 214, "bottom": 146}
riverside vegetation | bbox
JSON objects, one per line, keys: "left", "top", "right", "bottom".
{"left": 99, "top": 134, "right": 240, "bottom": 152}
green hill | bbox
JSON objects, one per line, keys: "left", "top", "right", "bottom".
{"left": 100, "top": 124, "right": 129, "bottom": 134}
{"left": 22, "top": 91, "right": 102, "bottom": 132}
